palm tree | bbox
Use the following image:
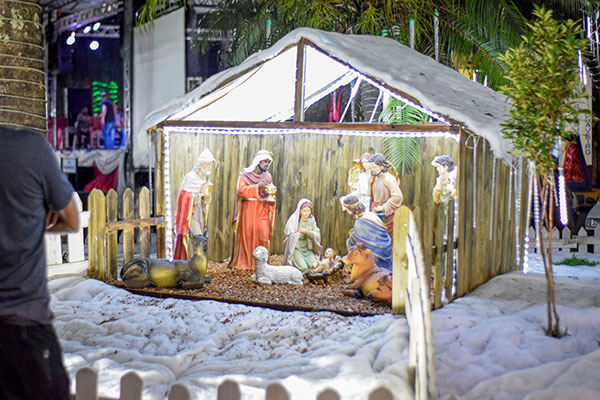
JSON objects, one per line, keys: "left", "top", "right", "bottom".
{"left": 0, "top": 0, "right": 46, "bottom": 132}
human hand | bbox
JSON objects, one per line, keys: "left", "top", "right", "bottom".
{"left": 374, "top": 205, "right": 383, "bottom": 212}
{"left": 46, "top": 211, "right": 59, "bottom": 230}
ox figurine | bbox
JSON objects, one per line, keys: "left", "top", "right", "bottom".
{"left": 121, "top": 233, "right": 211, "bottom": 289}
{"left": 341, "top": 244, "right": 392, "bottom": 302}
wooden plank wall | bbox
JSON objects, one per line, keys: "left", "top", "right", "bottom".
{"left": 455, "top": 129, "right": 527, "bottom": 297}
{"left": 161, "top": 131, "right": 457, "bottom": 262}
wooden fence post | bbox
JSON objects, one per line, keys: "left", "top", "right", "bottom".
{"left": 368, "top": 387, "right": 394, "bottom": 400}
{"left": 67, "top": 193, "right": 85, "bottom": 263}
{"left": 217, "top": 380, "right": 241, "bottom": 400}
{"left": 75, "top": 367, "right": 98, "bottom": 400}
{"left": 168, "top": 383, "right": 191, "bottom": 400}
{"left": 123, "top": 187, "right": 135, "bottom": 263}
{"left": 106, "top": 189, "right": 118, "bottom": 280}
{"left": 266, "top": 383, "right": 289, "bottom": 400}
{"left": 88, "top": 189, "right": 106, "bottom": 281}
{"left": 392, "top": 205, "right": 411, "bottom": 314}
{"left": 444, "top": 201, "right": 456, "bottom": 303}
{"left": 316, "top": 388, "right": 340, "bottom": 400}
{"left": 139, "top": 187, "right": 151, "bottom": 257}
{"left": 120, "top": 371, "right": 143, "bottom": 400}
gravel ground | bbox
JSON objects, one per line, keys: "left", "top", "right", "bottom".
{"left": 111, "top": 255, "right": 391, "bottom": 316}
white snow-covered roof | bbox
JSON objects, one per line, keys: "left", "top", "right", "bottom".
{"left": 141, "top": 27, "right": 513, "bottom": 162}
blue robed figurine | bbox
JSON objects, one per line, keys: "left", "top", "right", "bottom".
{"left": 340, "top": 195, "right": 393, "bottom": 271}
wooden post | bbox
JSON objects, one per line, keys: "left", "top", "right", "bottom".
{"left": 139, "top": 187, "right": 151, "bottom": 257}
{"left": 88, "top": 189, "right": 106, "bottom": 281}
{"left": 433, "top": 204, "right": 445, "bottom": 309}
{"left": 106, "top": 189, "right": 118, "bottom": 280}
{"left": 316, "top": 389, "right": 340, "bottom": 400}
{"left": 75, "top": 367, "right": 98, "bottom": 400}
{"left": 392, "top": 205, "right": 411, "bottom": 314}
{"left": 266, "top": 383, "right": 290, "bottom": 400}
{"left": 67, "top": 193, "right": 85, "bottom": 263}
{"left": 444, "top": 201, "right": 455, "bottom": 302}
{"left": 123, "top": 187, "right": 135, "bottom": 263}
{"left": 168, "top": 383, "right": 191, "bottom": 400}
{"left": 293, "top": 40, "right": 306, "bottom": 122}
{"left": 156, "top": 130, "right": 165, "bottom": 258}
{"left": 120, "top": 371, "right": 143, "bottom": 400}
{"left": 217, "top": 380, "right": 241, "bottom": 400}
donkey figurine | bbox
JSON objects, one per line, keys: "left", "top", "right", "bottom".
{"left": 121, "top": 233, "right": 210, "bottom": 289}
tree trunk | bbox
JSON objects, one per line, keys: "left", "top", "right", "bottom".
{"left": 0, "top": 0, "right": 46, "bottom": 132}
{"left": 541, "top": 171, "right": 560, "bottom": 337}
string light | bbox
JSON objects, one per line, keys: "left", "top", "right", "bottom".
{"left": 515, "top": 158, "right": 523, "bottom": 267}
{"left": 66, "top": 32, "right": 75, "bottom": 46}
{"left": 558, "top": 170, "right": 568, "bottom": 225}
{"left": 489, "top": 157, "right": 496, "bottom": 240}
{"left": 163, "top": 125, "right": 460, "bottom": 141}
{"left": 163, "top": 129, "right": 174, "bottom": 261}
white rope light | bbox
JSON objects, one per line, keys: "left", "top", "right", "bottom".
{"left": 163, "top": 129, "right": 174, "bottom": 261}
{"left": 558, "top": 170, "right": 569, "bottom": 226}
{"left": 163, "top": 125, "right": 460, "bottom": 141}
{"left": 489, "top": 157, "right": 496, "bottom": 240}
{"left": 515, "top": 158, "right": 523, "bottom": 267}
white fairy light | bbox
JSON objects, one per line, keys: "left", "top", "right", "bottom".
{"left": 163, "top": 129, "right": 174, "bottom": 261}
{"left": 558, "top": 170, "right": 569, "bottom": 225}
{"left": 472, "top": 140, "right": 477, "bottom": 228}
{"left": 163, "top": 125, "right": 460, "bottom": 141}
{"left": 529, "top": 164, "right": 540, "bottom": 275}
{"left": 489, "top": 157, "right": 496, "bottom": 240}
{"left": 515, "top": 158, "right": 523, "bottom": 267}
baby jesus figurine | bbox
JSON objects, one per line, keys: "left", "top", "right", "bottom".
{"left": 310, "top": 248, "right": 339, "bottom": 273}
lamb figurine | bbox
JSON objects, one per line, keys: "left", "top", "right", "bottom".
{"left": 251, "top": 246, "right": 304, "bottom": 285}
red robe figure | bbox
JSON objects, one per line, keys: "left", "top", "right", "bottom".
{"left": 174, "top": 149, "right": 215, "bottom": 259}
{"left": 229, "top": 150, "right": 276, "bottom": 270}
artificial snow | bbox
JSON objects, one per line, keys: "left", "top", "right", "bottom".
{"left": 49, "top": 250, "right": 600, "bottom": 399}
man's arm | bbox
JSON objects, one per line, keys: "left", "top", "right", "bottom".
{"left": 101, "top": 104, "right": 107, "bottom": 125}
{"left": 46, "top": 197, "right": 79, "bottom": 233}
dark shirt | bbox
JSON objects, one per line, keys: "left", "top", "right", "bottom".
{"left": 76, "top": 111, "right": 91, "bottom": 132}
{"left": 101, "top": 99, "right": 115, "bottom": 123}
{"left": 0, "top": 126, "right": 74, "bottom": 324}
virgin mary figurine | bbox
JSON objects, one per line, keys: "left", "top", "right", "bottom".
{"left": 283, "top": 198, "right": 323, "bottom": 273}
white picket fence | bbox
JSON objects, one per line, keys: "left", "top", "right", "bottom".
{"left": 46, "top": 193, "right": 90, "bottom": 279}
{"left": 528, "top": 225, "right": 600, "bottom": 254}
{"left": 73, "top": 367, "right": 395, "bottom": 400}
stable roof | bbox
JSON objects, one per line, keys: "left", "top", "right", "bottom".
{"left": 143, "top": 27, "right": 512, "bottom": 162}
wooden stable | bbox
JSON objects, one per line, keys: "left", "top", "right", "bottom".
{"left": 142, "top": 28, "right": 528, "bottom": 309}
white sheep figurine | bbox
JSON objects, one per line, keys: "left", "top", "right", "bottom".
{"left": 251, "top": 246, "right": 304, "bottom": 285}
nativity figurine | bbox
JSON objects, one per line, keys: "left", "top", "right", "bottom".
{"left": 121, "top": 233, "right": 211, "bottom": 289}
{"left": 431, "top": 155, "right": 457, "bottom": 204}
{"left": 174, "top": 148, "right": 215, "bottom": 260}
{"left": 283, "top": 198, "right": 323, "bottom": 273}
{"left": 229, "top": 150, "right": 276, "bottom": 270}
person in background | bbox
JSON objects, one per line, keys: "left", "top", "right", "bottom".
{"left": 75, "top": 105, "right": 92, "bottom": 149}
{"left": 113, "top": 104, "right": 125, "bottom": 147}
{"left": 0, "top": 125, "right": 79, "bottom": 400}
{"left": 100, "top": 91, "right": 115, "bottom": 149}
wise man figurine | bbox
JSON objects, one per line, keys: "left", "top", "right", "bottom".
{"left": 431, "top": 155, "right": 457, "bottom": 205}
{"left": 174, "top": 148, "right": 216, "bottom": 260}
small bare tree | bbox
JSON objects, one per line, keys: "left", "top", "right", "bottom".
{"left": 499, "top": 6, "right": 590, "bottom": 337}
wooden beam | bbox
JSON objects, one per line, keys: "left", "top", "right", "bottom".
{"left": 162, "top": 119, "right": 454, "bottom": 133}
{"left": 106, "top": 217, "right": 164, "bottom": 232}
{"left": 294, "top": 39, "right": 306, "bottom": 122}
